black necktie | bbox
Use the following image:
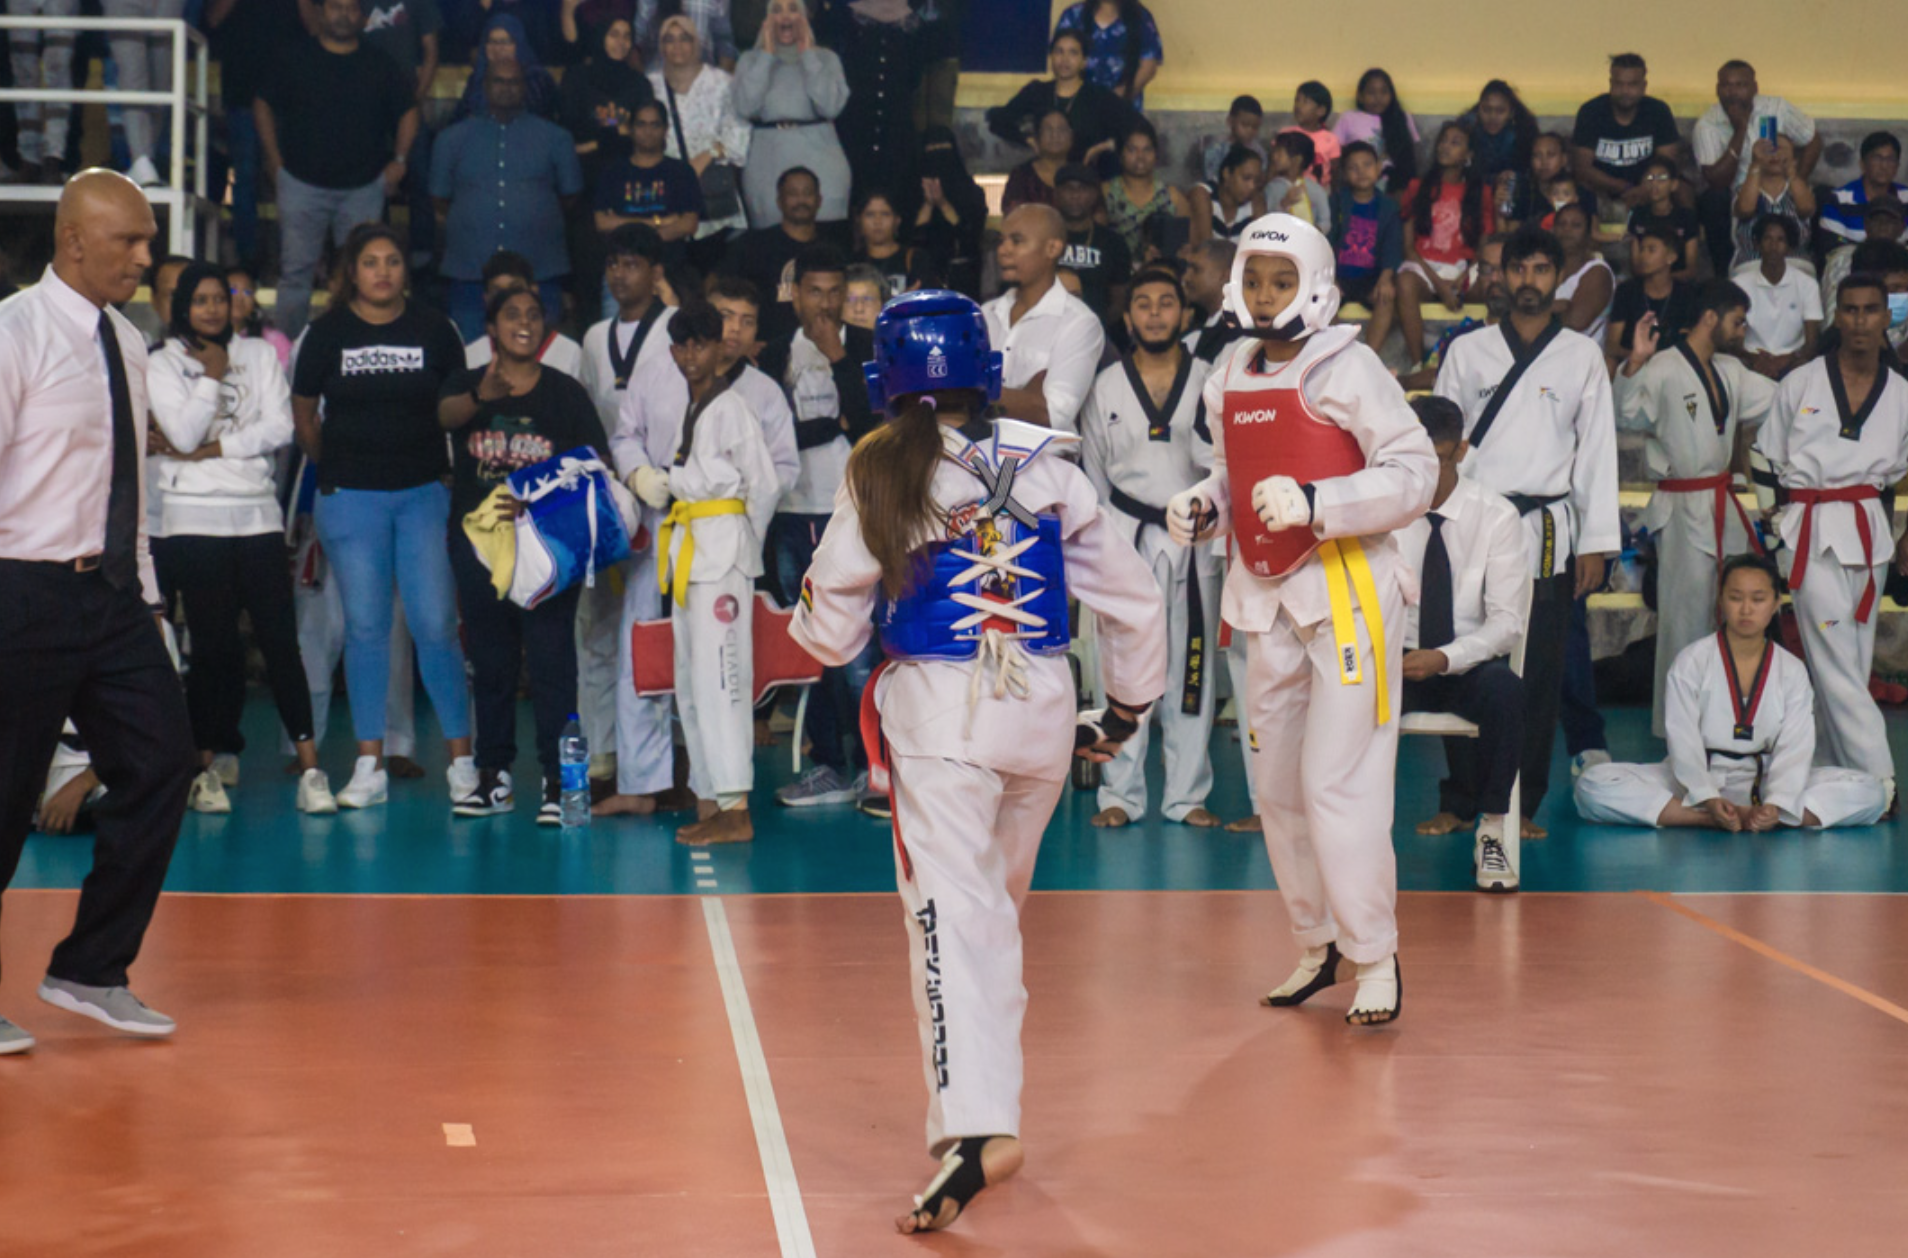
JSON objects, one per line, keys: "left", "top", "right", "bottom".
{"left": 97, "top": 312, "right": 140, "bottom": 592}
{"left": 1420, "top": 512, "right": 1455, "bottom": 652}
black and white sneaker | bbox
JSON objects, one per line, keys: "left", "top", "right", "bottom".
{"left": 1474, "top": 820, "right": 1518, "bottom": 893}
{"left": 452, "top": 768, "right": 513, "bottom": 817}
{"left": 538, "top": 777, "right": 563, "bottom": 827}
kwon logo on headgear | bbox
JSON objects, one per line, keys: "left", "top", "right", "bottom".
{"left": 1248, "top": 227, "right": 1290, "bottom": 244}
{"left": 926, "top": 346, "right": 949, "bottom": 379}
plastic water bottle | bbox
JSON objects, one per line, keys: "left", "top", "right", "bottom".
{"left": 559, "top": 715, "right": 591, "bottom": 829}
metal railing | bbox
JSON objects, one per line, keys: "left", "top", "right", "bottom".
{"left": 0, "top": 16, "right": 218, "bottom": 256}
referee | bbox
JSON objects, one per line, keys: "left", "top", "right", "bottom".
{"left": 0, "top": 171, "right": 197, "bottom": 1055}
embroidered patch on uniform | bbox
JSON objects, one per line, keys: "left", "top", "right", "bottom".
{"left": 714, "top": 594, "right": 740, "bottom": 624}
{"left": 1684, "top": 394, "right": 1699, "bottom": 420}
{"left": 944, "top": 502, "right": 980, "bottom": 539}
{"left": 1248, "top": 730, "right": 1259, "bottom": 752}
{"left": 799, "top": 577, "right": 813, "bottom": 612}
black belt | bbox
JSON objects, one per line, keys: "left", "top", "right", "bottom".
{"left": 1505, "top": 492, "right": 1567, "bottom": 579}
{"left": 0, "top": 553, "right": 102, "bottom": 574}
{"left": 1110, "top": 485, "right": 1205, "bottom": 716}
{"left": 1705, "top": 746, "right": 1766, "bottom": 807}
{"left": 754, "top": 119, "right": 823, "bottom": 130}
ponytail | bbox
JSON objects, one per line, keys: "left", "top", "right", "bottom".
{"left": 847, "top": 392, "right": 977, "bottom": 598}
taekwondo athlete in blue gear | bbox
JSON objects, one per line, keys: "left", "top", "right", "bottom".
{"left": 791, "top": 290, "right": 1169, "bottom": 1235}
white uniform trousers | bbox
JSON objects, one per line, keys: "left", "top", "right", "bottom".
{"left": 1098, "top": 545, "right": 1219, "bottom": 820}
{"left": 614, "top": 554, "right": 676, "bottom": 796}
{"left": 890, "top": 752, "right": 1064, "bottom": 1156}
{"left": 574, "top": 560, "right": 625, "bottom": 766}
{"left": 1226, "top": 624, "right": 1255, "bottom": 812}
{"left": 1789, "top": 554, "right": 1891, "bottom": 780}
{"left": 673, "top": 569, "right": 753, "bottom": 806}
{"left": 293, "top": 576, "right": 417, "bottom": 756}
{"left": 1242, "top": 582, "right": 1404, "bottom": 965}
{"left": 1575, "top": 760, "right": 1886, "bottom": 829}
{"left": 1650, "top": 525, "right": 1728, "bottom": 738}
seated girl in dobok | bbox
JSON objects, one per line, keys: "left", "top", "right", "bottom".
{"left": 791, "top": 290, "right": 1167, "bottom": 1234}
{"left": 1575, "top": 554, "right": 1887, "bottom": 830}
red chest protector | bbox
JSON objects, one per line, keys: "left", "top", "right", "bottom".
{"left": 1221, "top": 330, "right": 1366, "bottom": 579}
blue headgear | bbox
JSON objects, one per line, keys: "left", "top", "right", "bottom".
{"left": 864, "top": 289, "right": 1004, "bottom": 416}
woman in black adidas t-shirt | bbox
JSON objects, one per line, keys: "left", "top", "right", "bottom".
{"left": 291, "top": 224, "right": 476, "bottom": 810}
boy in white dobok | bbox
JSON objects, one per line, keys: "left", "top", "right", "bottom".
{"left": 1080, "top": 267, "right": 1221, "bottom": 828}
{"left": 1752, "top": 273, "right": 1908, "bottom": 808}
{"left": 1576, "top": 555, "right": 1886, "bottom": 830}
{"left": 639, "top": 305, "right": 780, "bottom": 845}
{"left": 792, "top": 291, "right": 1165, "bottom": 1234}
{"left": 1614, "top": 279, "right": 1777, "bottom": 737}
{"left": 1166, "top": 214, "right": 1437, "bottom": 1026}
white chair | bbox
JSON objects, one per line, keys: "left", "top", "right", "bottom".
{"left": 1398, "top": 570, "right": 1533, "bottom": 881}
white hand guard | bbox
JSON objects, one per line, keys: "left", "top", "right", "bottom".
{"left": 1166, "top": 488, "right": 1216, "bottom": 546}
{"left": 630, "top": 465, "right": 673, "bottom": 511}
{"left": 1251, "top": 475, "right": 1312, "bottom": 532}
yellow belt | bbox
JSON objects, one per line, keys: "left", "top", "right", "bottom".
{"left": 657, "top": 498, "right": 746, "bottom": 605}
{"left": 1319, "top": 536, "right": 1391, "bottom": 726}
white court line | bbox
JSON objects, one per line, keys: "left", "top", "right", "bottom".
{"left": 442, "top": 1123, "right": 475, "bottom": 1147}
{"left": 702, "top": 898, "right": 817, "bottom": 1258}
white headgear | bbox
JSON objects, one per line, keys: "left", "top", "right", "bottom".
{"left": 1222, "top": 213, "right": 1341, "bottom": 340}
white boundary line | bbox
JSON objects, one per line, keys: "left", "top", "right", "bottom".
{"left": 702, "top": 898, "right": 817, "bottom": 1258}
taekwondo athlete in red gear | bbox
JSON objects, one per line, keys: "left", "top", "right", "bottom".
{"left": 790, "top": 291, "right": 1167, "bottom": 1234}
{"left": 1165, "top": 214, "right": 1437, "bottom": 1026}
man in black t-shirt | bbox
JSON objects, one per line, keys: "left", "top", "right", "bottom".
{"left": 256, "top": 0, "right": 419, "bottom": 337}
{"left": 718, "top": 167, "right": 850, "bottom": 347}
{"left": 1054, "top": 163, "right": 1131, "bottom": 336}
{"left": 1571, "top": 53, "right": 1683, "bottom": 215}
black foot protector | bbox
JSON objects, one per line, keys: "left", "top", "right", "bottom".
{"left": 1260, "top": 942, "right": 1349, "bottom": 1008}
{"left": 1346, "top": 956, "right": 1403, "bottom": 1027}
{"left": 899, "top": 1136, "right": 1003, "bottom": 1234}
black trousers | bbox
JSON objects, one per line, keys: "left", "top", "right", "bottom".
{"left": 158, "top": 533, "right": 315, "bottom": 754}
{"left": 449, "top": 532, "right": 580, "bottom": 781}
{"left": 1403, "top": 658, "right": 1525, "bottom": 819}
{"left": 1518, "top": 573, "right": 1575, "bottom": 817}
{"left": 0, "top": 562, "right": 196, "bottom": 988}
{"left": 1696, "top": 186, "right": 1738, "bottom": 279}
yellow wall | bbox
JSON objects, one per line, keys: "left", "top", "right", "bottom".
{"left": 958, "top": 2, "right": 1907, "bottom": 119}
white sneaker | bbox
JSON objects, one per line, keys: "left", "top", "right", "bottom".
{"left": 336, "top": 756, "right": 388, "bottom": 809}
{"left": 297, "top": 768, "right": 338, "bottom": 815}
{"left": 211, "top": 753, "right": 241, "bottom": 787}
{"left": 1570, "top": 749, "right": 1612, "bottom": 778}
{"left": 447, "top": 755, "right": 479, "bottom": 803}
{"left": 1474, "top": 816, "right": 1518, "bottom": 893}
{"left": 187, "top": 768, "right": 231, "bottom": 814}
{"left": 127, "top": 154, "right": 163, "bottom": 187}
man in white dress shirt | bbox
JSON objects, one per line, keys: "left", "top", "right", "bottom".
{"left": 1397, "top": 397, "right": 1530, "bottom": 891}
{"left": 983, "top": 204, "right": 1106, "bottom": 434}
{"left": 1434, "top": 224, "right": 1619, "bottom": 832}
{"left": 0, "top": 171, "right": 198, "bottom": 1054}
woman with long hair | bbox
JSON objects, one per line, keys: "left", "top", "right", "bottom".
{"left": 1463, "top": 79, "right": 1538, "bottom": 181}
{"left": 1053, "top": 0, "right": 1162, "bottom": 105}
{"left": 1000, "top": 108, "right": 1073, "bottom": 214}
{"left": 1102, "top": 118, "right": 1190, "bottom": 261}
{"left": 149, "top": 263, "right": 333, "bottom": 815}
{"left": 223, "top": 265, "right": 292, "bottom": 367}
{"left": 850, "top": 187, "right": 915, "bottom": 295}
{"left": 790, "top": 290, "right": 1165, "bottom": 1234}
{"left": 290, "top": 224, "right": 476, "bottom": 810}
{"left": 1187, "top": 142, "right": 1266, "bottom": 246}
{"left": 1552, "top": 200, "right": 1615, "bottom": 343}
{"left": 1397, "top": 120, "right": 1494, "bottom": 366}
{"left": 1333, "top": 68, "right": 1419, "bottom": 193}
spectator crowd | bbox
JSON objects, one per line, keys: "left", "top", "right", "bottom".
{"left": 9, "top": 0, "right": 1908, "bottom": 868}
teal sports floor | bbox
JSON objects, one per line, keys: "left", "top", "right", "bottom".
{"left": 15, "top": 697, "right": 1908, "bottom": 897}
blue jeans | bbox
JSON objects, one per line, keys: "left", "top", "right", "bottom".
{"left": 313, "top": 481, "right": 471, "bottom": 743}
{"left": 447, "top": 278, "right": 566, "bottom": 345}
{"left": 770, "top": 512, "right": 875, "bottom": 773}
{"left": 226, "top": 106, "right": 261, "bottom": 266}
{"left": 276, "top": 169, "right": 386, "bottom": 339}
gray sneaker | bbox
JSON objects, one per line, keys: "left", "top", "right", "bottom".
{"left": 39, "top": 978, "right": 175, "bottom": 1037}
{"left": 0, "top": 1016, "right": 33, "bottom": 1054}
{"left": 775, "top": 764, "right": 857, "bottom": 808}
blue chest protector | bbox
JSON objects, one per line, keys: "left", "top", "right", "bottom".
{"left": 875, "top": 420, "right": 1076, "bottom": 662}
{"left": 506, "top": 448, "right": 635, "bottom": 608}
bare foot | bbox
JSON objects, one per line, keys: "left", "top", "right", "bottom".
{"left": 1180, "top": 807, "right": 1223, "bottom": 828}
{"left": 696, "top": 797, "right": 719, "bottom": 821}
{"left": 896, "top": 1135, "right": 1023, "bottom": 1234}
{"left": 1415, "top": 811, "right": 1473, "bottom": 836}
{"left": 1521, "top": 819, "right": 1548, "bottom": 840}
{"left": 677, "top": 807, "right": 752, "bottom": 845}
{"left": 592, "top": 793, "right": 657, "bottom": 817}
{"left": 386, "top": 756, "right": 426, "bottom": 780}
{"left": 1224, "top": 814, "right": 1263, "bottom": 833}
{"left": 1089, "top": 807, "right": 1131, "bottom": 828}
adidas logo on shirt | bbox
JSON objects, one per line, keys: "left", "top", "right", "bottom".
{"left": 341, "top": 346, "right": 426, "bottom": 375}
